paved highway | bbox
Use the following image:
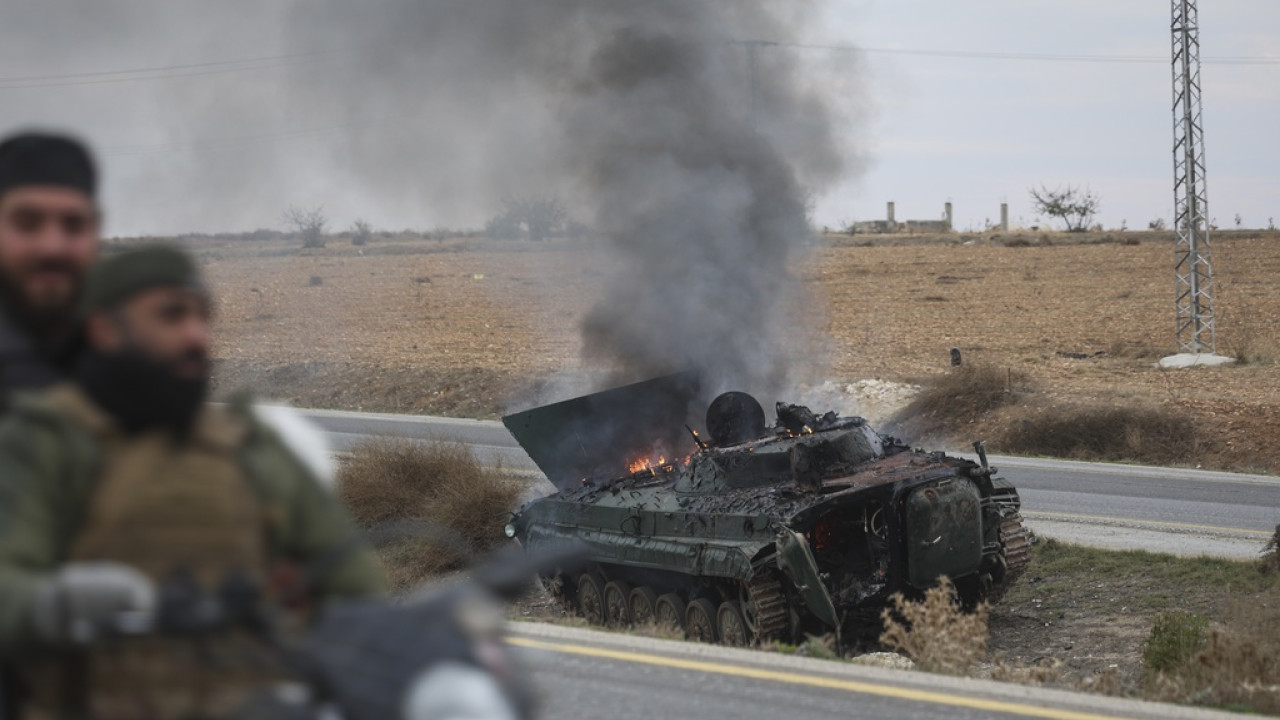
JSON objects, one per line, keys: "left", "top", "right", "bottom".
{"left": 509, "top": 622, "right": 1241, "bottom": 720}
{"left": 298, "top": 408, "right": 1279, "bottom": 558}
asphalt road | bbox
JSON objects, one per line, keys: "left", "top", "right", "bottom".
{"left": 509, "top": 623, "right": 1242, "bottom": 720}
{"left": 300, "top": 407, "right": 1279, "bottom": 558}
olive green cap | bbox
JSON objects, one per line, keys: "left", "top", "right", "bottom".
{"left": 81, "top": 244, "right": 203, "bottom": 315}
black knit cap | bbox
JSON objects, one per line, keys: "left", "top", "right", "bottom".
{"left": 0, "top": 131, "right": 97, "bottom": 200}
{"left": 81, "top": 245, "right": 203, "bottom": 315}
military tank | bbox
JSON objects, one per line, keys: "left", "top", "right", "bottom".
{"left": 503, "top": 375, "right": 1030, "bottom": 646}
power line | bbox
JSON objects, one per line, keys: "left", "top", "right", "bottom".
{"left": 102, "top": 126, "right": 343, "bottom": 158}
{"left": 779, "top": 41, "right": 1280, "bottom": 66}
{"left": 4, "top": 39, "right": 1275, "bottom": 92}
{"left": 0, "top": 51, "right": 340, "bottom": 90}
{"left": 0, "top": 50, "right": 333, "bottom": 83}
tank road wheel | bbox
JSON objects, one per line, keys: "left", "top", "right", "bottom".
{"left": 685, "top": 598, "right": 718, "bottom": 643}
{"left": 603, "top": 581, "right": 633, "bottom": 627}
{"left": 716, "top": 601, "right": 749, "bottom": 647}
{"left": 629, "top": 586, "right": 660, "bottom": 625}
{"left": 654, "top": 593, "right": 685, "bottom": 634}
{"left": 577, "top": 573, "right": 606, "bottom": 625}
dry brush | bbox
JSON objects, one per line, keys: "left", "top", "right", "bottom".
{"left": 338, "top": 437, "right": 524, "bottom": 589}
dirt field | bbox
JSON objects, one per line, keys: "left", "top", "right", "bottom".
{"left": 190, "top": 229, "right": 1280, "bottom": 472}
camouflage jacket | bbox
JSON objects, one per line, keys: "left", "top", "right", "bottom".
{"left": 0, "top": 308, "right": 79, "bottom": 412}
{"left": 0, "top": 386, "right": 387, "bottom": 655}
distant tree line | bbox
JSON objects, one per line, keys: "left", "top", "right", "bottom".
{"left": 485, "top": 196, "right": 589, "bottom": 242}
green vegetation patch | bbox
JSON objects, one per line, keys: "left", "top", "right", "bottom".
{"left": 1142, "top": 612, "right": 1208, "bottom": 674}
{"left": 1029, "top": 539, "right": 1277, "bottom": 598}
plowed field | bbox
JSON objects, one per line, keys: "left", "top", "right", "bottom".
{"left": 197, "top": 230, "right": 1280, "bottom": 472}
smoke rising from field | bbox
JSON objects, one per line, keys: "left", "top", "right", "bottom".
{"left": 2, "top": 1, "right": 855, "bottom": 399}
{"left": 565, "top": 22, "right": 839, "bottom": 396}
{"left": 281, "top": 0, "right": 852, "bottom": 397}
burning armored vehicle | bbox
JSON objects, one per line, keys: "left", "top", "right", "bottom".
{"left": 503, "top": 375, "right": 1030, "bottom": 645}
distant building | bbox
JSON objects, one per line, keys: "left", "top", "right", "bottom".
{"left": 847, "top": 201, "right": 955, "bottom": 234}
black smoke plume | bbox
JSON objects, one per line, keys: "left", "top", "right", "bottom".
{"left": 282, "top": 0, "right": 850, "bottom": 398}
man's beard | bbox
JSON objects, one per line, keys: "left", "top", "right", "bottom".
{"left": 77, "top": 347, "right": 209, "bottom": 436}
{"left": 0, "top": 258, "right": 83, "bottom": 338}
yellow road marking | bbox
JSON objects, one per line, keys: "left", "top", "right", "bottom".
{"left": 1022, "top": 511, "right": 1272, "bottom": 537}
{"left": 508, "top": 637, "right": 1141, "bottom": 720}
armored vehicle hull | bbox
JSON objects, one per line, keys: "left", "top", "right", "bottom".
{"left": 504, "top": 377, "right": 1030, "bottom": 645}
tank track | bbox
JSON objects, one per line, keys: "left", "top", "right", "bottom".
{"left": 988, "top": 490, "right": 1033, "bottom": 601}
{"left": 746, "top": 570, "right": 791, "bottom": 642}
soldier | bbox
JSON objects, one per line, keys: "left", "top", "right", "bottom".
{"left": 0, "top": 245, "right": 386, "bottom": 719}
{"left": 0, "top": 132, "right": 100, "bottom": 409}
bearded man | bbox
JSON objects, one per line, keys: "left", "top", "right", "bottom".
{"left": 0, "top": 132, "right": 100, "bottom": 409}
{"left": 0, "top": 245, "right": 385, "bottom": 720}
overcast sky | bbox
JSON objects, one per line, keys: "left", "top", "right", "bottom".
{"left": 814, "top": 0, "right": 1280, "bottom": 232}
{"left": 1, "top": 1, "right": 1275, "bottom": 236}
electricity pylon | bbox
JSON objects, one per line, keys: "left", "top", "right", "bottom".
{"left": 1171, "top": 0, "right": 1216, "bottom": 354}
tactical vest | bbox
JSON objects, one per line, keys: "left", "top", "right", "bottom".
{"left": 26, "top": 386, "right": 286, "bottom": 720}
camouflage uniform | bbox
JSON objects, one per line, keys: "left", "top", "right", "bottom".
{"left": 0, "top": 384, "right": 386, "bottom": 719}
{"left": 0, "top": 305, "right": 80, "bottom": 412}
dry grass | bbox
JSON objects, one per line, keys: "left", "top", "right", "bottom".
{"left": 629, "top": 620, "right": 689, "bottom": 642}
{"left": 989, "top": 657, "right": 1063, "bottom": 686}
{"left": 1217, "top": 280, "right": 1280, "bottom": 367}
{"left": 899, "top": 364, "right": 1022, "bottom": 421}
{"left": 1145, "top": 607, "right": 1280, "bottom": 713}
{"left": 880, "top": 577, "right": 990, "bottom": 675}
{"left": 889, "top": 362, "right": 1211, "bottom": 467}
{"left": 794, "top": 634, "right": 840, "bottom": 660}
{"left": 1221, "top": 319, "right": 1279, "bottom": 366}
{"left": 888, "top": 364, "right": 1024, "bottom": 442}
{"left": 994, "top": 404, "right": 1203, "bottom": 466}
{"left": 337, "top": 437, "right": 524, "bottom": 589}
{"left": 1262, "top": 525, "right": 1280, "bottom": 574}
{"left": 991, "top": 539, "right": 1280, "bottom": 710}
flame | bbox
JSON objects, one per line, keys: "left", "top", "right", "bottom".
{"left": 627, "top": 452, "right": 679, "bottom": 475}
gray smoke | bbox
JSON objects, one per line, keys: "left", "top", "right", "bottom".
{"left": 563, "top": 22, "right": 837, "bottom": 395}
{"left": 281, "top": 0, "right": 851, "bottom": 396}
{"left": 2, "top": 0, "right": 854, "bottom": 398}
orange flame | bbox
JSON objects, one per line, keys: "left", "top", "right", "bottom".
{"left": 627, "top": 453, "right": 676, "bottom": 475}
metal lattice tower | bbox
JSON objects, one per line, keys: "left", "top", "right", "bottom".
{"left": 1171, "top": 0, "right": 1216, "bottom": 354}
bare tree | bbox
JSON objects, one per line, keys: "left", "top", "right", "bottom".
{"left": 283, "top": 205, "right": 328, "bottom": 248}
{"left": 350, "top": 218, "right": 373, "bottom": 246}
{"left": 1028, "top": 185, "right": 1100, "bottom": 233}
{"left": 485, "top": 196, "right": 568, "bottom": 242}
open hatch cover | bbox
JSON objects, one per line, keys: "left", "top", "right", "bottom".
{"left": 502, "top": 373, "right": 702, "bottom": 491}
